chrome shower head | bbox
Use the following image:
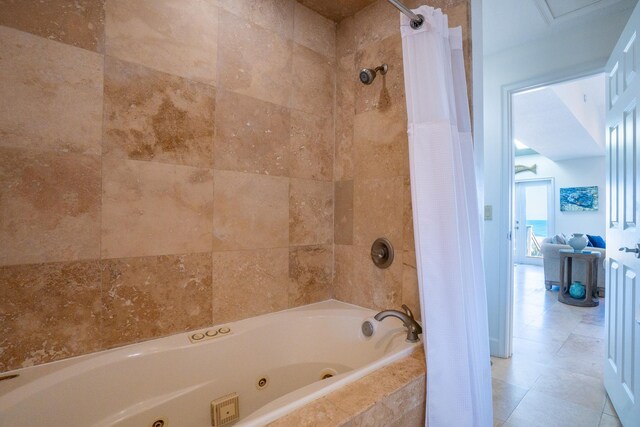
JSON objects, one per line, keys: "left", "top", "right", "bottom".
{"left": 359, "top": 68, "right": 375, "bottom": 85}
{"left": 359, "top": 64, "right": 388, "bottom": 85}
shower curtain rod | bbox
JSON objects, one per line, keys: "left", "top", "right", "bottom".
{"left": 387, "top": 0, "right": 424, "bottom": 29}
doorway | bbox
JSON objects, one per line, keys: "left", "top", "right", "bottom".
{"left": 481, "top": 0, "right": 640, "bottom": 423}
{"left": 514, "top": 179, "right": 554, "bottom": 265}
{"left": 492, "top": 73, "right": 611, "bottom": 424}
{"left": 505, "top": 71, "right": 607, "bottom": 357}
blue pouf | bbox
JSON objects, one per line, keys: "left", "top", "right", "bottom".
{"left": 569, "top": 281, "right": 586, "bottom": 299}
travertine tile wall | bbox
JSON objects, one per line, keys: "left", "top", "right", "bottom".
{"left": 0, "top": 0, "right": 336, "bottom": 373}
{"left": 0, "top": 0, "right": 472, "bottom": 374}
{"left": 333, "top": 0, "right": 472, "bottom": 318}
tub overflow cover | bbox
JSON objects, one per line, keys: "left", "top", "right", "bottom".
{"left": 362, "top": 320, "right": 374, "bottom": 337}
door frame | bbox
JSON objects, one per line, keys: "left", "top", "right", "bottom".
{"left": 514, "top": 178, "right": 555, "bottom": 265}
{"left": 496, "top": 66, "right": 606, "bottom": 358}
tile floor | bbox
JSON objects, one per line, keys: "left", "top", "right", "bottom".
{"left": 492, "top": 264, "right": 621, "bottom": 427}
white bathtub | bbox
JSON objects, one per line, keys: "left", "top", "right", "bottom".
{"left": 0, "top": 300, "right": 420, "bottom": 426}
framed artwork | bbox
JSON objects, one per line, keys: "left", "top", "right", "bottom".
{"left": 560, "top": 186, "right": 598, "bottom": 212}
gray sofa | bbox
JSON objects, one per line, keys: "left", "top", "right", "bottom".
{"left": 540, "top": 237, "right": 605, "bottom": 292}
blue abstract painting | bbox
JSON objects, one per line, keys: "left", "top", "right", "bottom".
{"left": 560, "top": 186, "right": 598, "bottom": 212}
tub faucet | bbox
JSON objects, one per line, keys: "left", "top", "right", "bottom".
{"left": 374, "top": 304, "right": 422, "bottom": 342}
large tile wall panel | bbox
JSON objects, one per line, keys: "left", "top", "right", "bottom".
{"left": 214, "top": 90, "right": 290, "bottom": 176}
{"left": 217, "top": 9, "right": 293, "bottom": 107}
{"left": 0, "top": 26, "right": 103, "bottom": 155}
{"left": 105, "top": 0, "right": 218, "bottom": 85}
{"left": 0, "top": 0, "right": 105, "bottom": 53}
{"left": 212, "top": 170, "right": 289, "bottom": 251}
{"left": 0, "top": 149, "right": 101, "bottom": 265}
{"left": 0, "top": 261, "right": 102, "bottom": 372}
{"left": 101, "top": 157, "right": 213, "bottom": 259}
{"left": 103, "top": 57, "right": 215, "bottom": 168}
{"left": 211, "top": 248, "right": 289, "bottom": 324}
{"left": 101, "top": 253, "right": 213, "bottom": 348}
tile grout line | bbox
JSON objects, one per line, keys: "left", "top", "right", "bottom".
{"left": 98, "top": 7, "right": 107, "bottom": 352}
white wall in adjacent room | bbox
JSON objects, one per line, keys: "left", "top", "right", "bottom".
{"left": 515, "top": 154, "right": 606, "bottom": 238}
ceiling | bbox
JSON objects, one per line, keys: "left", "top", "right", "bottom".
{"left": 484, "top": 0, "right": 637, "bottom": 55}
{"left": 296, "top": 0, "right": 377, "bottom": 22}
{"left": 513, "top": 73, "right": 606, "bottom": 161}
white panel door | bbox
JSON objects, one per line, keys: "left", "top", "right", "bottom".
{"left": 605, "top": 2, "right": 640, "bottom": 425}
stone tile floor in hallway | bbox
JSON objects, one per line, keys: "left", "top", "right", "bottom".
{"left": 492, "top": 264, "right": 621, "bottom": 427}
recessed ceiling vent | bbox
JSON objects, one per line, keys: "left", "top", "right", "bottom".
{"left": 534, "top": 0, "right": 625, "bottom": 24}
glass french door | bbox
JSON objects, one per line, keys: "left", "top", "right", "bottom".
{"left": 514, "top": 179, "right": 554, "bottom": 265}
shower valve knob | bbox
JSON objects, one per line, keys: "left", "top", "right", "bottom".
{"left": 371, "top": 238, "right": 394, "bottom": 269}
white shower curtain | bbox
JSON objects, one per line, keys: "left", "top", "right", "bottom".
{"left": 400, "top": 6, "right": 493, "bottom": 427}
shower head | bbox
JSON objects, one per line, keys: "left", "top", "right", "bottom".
{"left": 359, "top": 63, "right": 388, "bottom": 85}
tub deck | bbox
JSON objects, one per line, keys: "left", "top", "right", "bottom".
{"left": 268, "top": 347, "right": 426, "bottom": 426}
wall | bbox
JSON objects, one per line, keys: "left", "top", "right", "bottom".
{"left": 333, "top": 0, "right": 472, "bottom": 319}
{"left": 516, "top": 154, "right": 606, "bottom": 238}
{"left": 482, "top": 8, "right": 631, "bottom": 355}
{"left": 0, "top": 0, "right": 336, "bottom": 373}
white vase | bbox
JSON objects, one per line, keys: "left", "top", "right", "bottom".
{"left": 568, "top": 233, "right": 588, "bottom": 252}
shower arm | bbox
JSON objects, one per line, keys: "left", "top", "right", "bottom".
{"left": 387, "top": 0, "right": 424, "bottom": 29}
